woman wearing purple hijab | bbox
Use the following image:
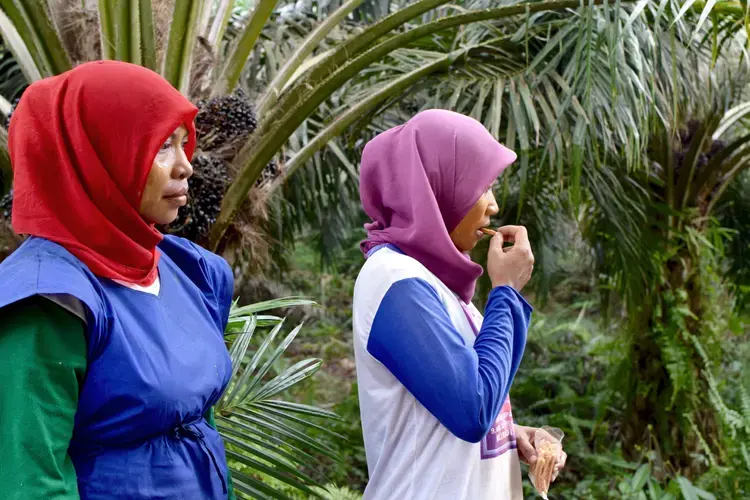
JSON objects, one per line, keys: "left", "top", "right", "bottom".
{"left": 352, "top": 109, "right": 566, "bottom": 499}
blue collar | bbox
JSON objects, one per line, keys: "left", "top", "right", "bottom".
{"left": 366, "top": 243, "right": 404, "bottom": 258}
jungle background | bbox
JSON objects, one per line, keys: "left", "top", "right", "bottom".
{"left": 0, "top": 0, "right": 749, "bottom": 498}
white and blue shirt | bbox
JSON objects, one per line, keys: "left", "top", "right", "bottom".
{"left": 352, "top": 245, "right": 531, "bottom": 500}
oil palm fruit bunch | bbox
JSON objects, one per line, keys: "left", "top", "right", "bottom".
{"left": 166, "top": 90, "right": 280, "bottom": 244}
{"left": 195, "top": 89, "right": 257, "bottom": 155}
{"left": 164, "top": 90, "right": 255, "bottom": 243}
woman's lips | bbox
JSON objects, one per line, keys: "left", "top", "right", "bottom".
{"left": 165, "top": 195, "right": 187, "bottom": 206}
{"left": 164, "top": 186, "right": 188, "bottom": 198}
{"left": 477, "top": 222, "right": 493, "bottom": 238}
{"left": 164, "top": 187, "right": 188, "bottom": 206}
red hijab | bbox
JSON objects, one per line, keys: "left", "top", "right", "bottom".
{"left": 9, "top": 61, "right": 198, "bottom": 286}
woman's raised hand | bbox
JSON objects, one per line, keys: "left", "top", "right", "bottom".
{"left": 487, "top": 225, "right": 534, "bottom": 291}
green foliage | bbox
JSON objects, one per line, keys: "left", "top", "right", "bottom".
{"left": 0, "top": 2, "right": 749, "bottom": 498}
{"left": 267, "top": 238, "right": 750, "bottom": 498}
{"left": 278, "top": 383, "right": 368, "bottom": 494}
{"left": 247, "top": 476, "right": 363, "bottom": 500}
{"left": 613, "top": 220, "right": 735, "bottom": 465}
{"left": 715, "top": 170, "right": 750, "bottom": 310}
{"left": 219, "top": 297, "right": 345, "bottom": 499}
{"left": 247, "top": 240, "right": 368, "bottom": 490}
{"left": 507, "top": 298, "right": 749, "bottom": 498}
{"left": 612, "top": 464, "right": 718, "bottom": 500}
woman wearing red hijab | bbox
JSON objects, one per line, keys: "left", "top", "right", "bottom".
{"left": 0, "top": 61, "right": 235, "bottom": 499}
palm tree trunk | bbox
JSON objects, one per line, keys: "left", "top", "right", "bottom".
{"left": 621, "top": 222, "right": 723, "bottom": 475}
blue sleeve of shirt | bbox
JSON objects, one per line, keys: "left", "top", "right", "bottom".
{"left": 366, "top": 279, "right": 531, "bottom": 443}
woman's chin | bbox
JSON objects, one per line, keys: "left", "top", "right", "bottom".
{"left": 451, "top": 232, "right": 482, "bottom": 253}
{"left": 160, "top": 210, "right": 179, "bottom": 226}
{"left": 454, "top": 239, "right": 479, "bottom": 253}
{"left": 140, "top": 208, "right": 179, "bottom": 227}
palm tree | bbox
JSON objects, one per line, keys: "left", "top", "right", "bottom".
{"left": 584, "top": 93, "right": 750, "bottom": 478}
{"left": 0, "top": 0, "right": 691, "bottom": 241}
{"left": 265, "top": 0, "right": 750, "bottom": 482}
{"left": 0, "top": 1, "right": 743, "bottom": 250}
{"left": 1, "top": 0, "right": 749, "bottom": 492}
{"left": 255, "top": 0, "right": 750, "bottom": 483}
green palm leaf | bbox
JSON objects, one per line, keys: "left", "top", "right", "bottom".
{"left": 0, "top": 0, "right": 70, "bottom": 78}
{"left": 216, "top": 414, "right": 320, "bottom": 464}
{"left": 216, "top": 298, "right": 341, "bottom": 499}
{"left": 214, "top": 0, "right": 280, "bottom": 95}
{"left": 162, "top": 0, "right": 206, "bottom": 94}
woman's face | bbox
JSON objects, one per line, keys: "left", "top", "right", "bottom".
{"left": 449, "top": 184, "right": 499, "bottom": 252}
{"left": 139, "top": 125, "right": 193, "bottom": 225}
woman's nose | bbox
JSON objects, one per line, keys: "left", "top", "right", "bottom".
{"left": 172, "top": 149, "right": 194, "bottom": 180}
{"left": 486, "top": 192, "right": 499, "bottom": 216}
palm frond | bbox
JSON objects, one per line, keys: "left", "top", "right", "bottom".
{"left": 216, "top": 299, "right": 340, "bottom": 499}
{"left": 0, "top": 0, "right": 70, "bottom": 78}
{"left": 0, "top": 5, "right": 42, "bottom": 81}
{"left": 98, "top": 0, "right": 157, "bottom": 68}
{"left": 162, "top": 0, "right": 206, "bottom": 94}
{"left": 214, "top": 0, "right": 280, "bottom": 96}
{"left": 256, "top": 0, "right": 366, "bottom": 116}
{"left": 206, "top": 0, "right": 234, "bottom": 49}
{"left": 0, "top": 39, "right": 26, "bottom": 101}
{"left": 97, "top": 0, "right": 116, "bottom": 59}
{"left": 220, "top": 0, "right": 747, "bottom": 257}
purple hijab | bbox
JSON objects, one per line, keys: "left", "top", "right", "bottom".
{"left": 360, "top": 109, "right": 517, "bottom": 303}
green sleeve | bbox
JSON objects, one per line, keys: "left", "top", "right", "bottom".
{"left": 0, "top": 296, "right": 87, "bottom": 500}
{"left": 204, "top": 406, "right": 237, "bottom": 500}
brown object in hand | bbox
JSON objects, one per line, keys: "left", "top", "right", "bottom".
{"left": 529, "top": 442, "right": 558, "bottom": 497}
{"left": 528, "top": 426, "right": 564, "bottom": 499}
{"left": 481, "top": 227, "right": 512, "bottom": 252}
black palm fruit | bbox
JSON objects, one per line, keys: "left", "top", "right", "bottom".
{"left": 0, "top": 189, "right": 11, "bottom": 219}
{"left": 195, "top": 89, "right": 258, "bottom": 153}
{"left": 4, "top": 97, "right": 20, "bottom": 129}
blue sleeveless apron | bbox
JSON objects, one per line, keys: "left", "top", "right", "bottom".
{"left": 0, "top": 235, "right": 234, "bottom": 499}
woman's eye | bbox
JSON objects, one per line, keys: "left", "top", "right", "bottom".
{"left": 160, "top": 142, "right": 171, "bottom": 151}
